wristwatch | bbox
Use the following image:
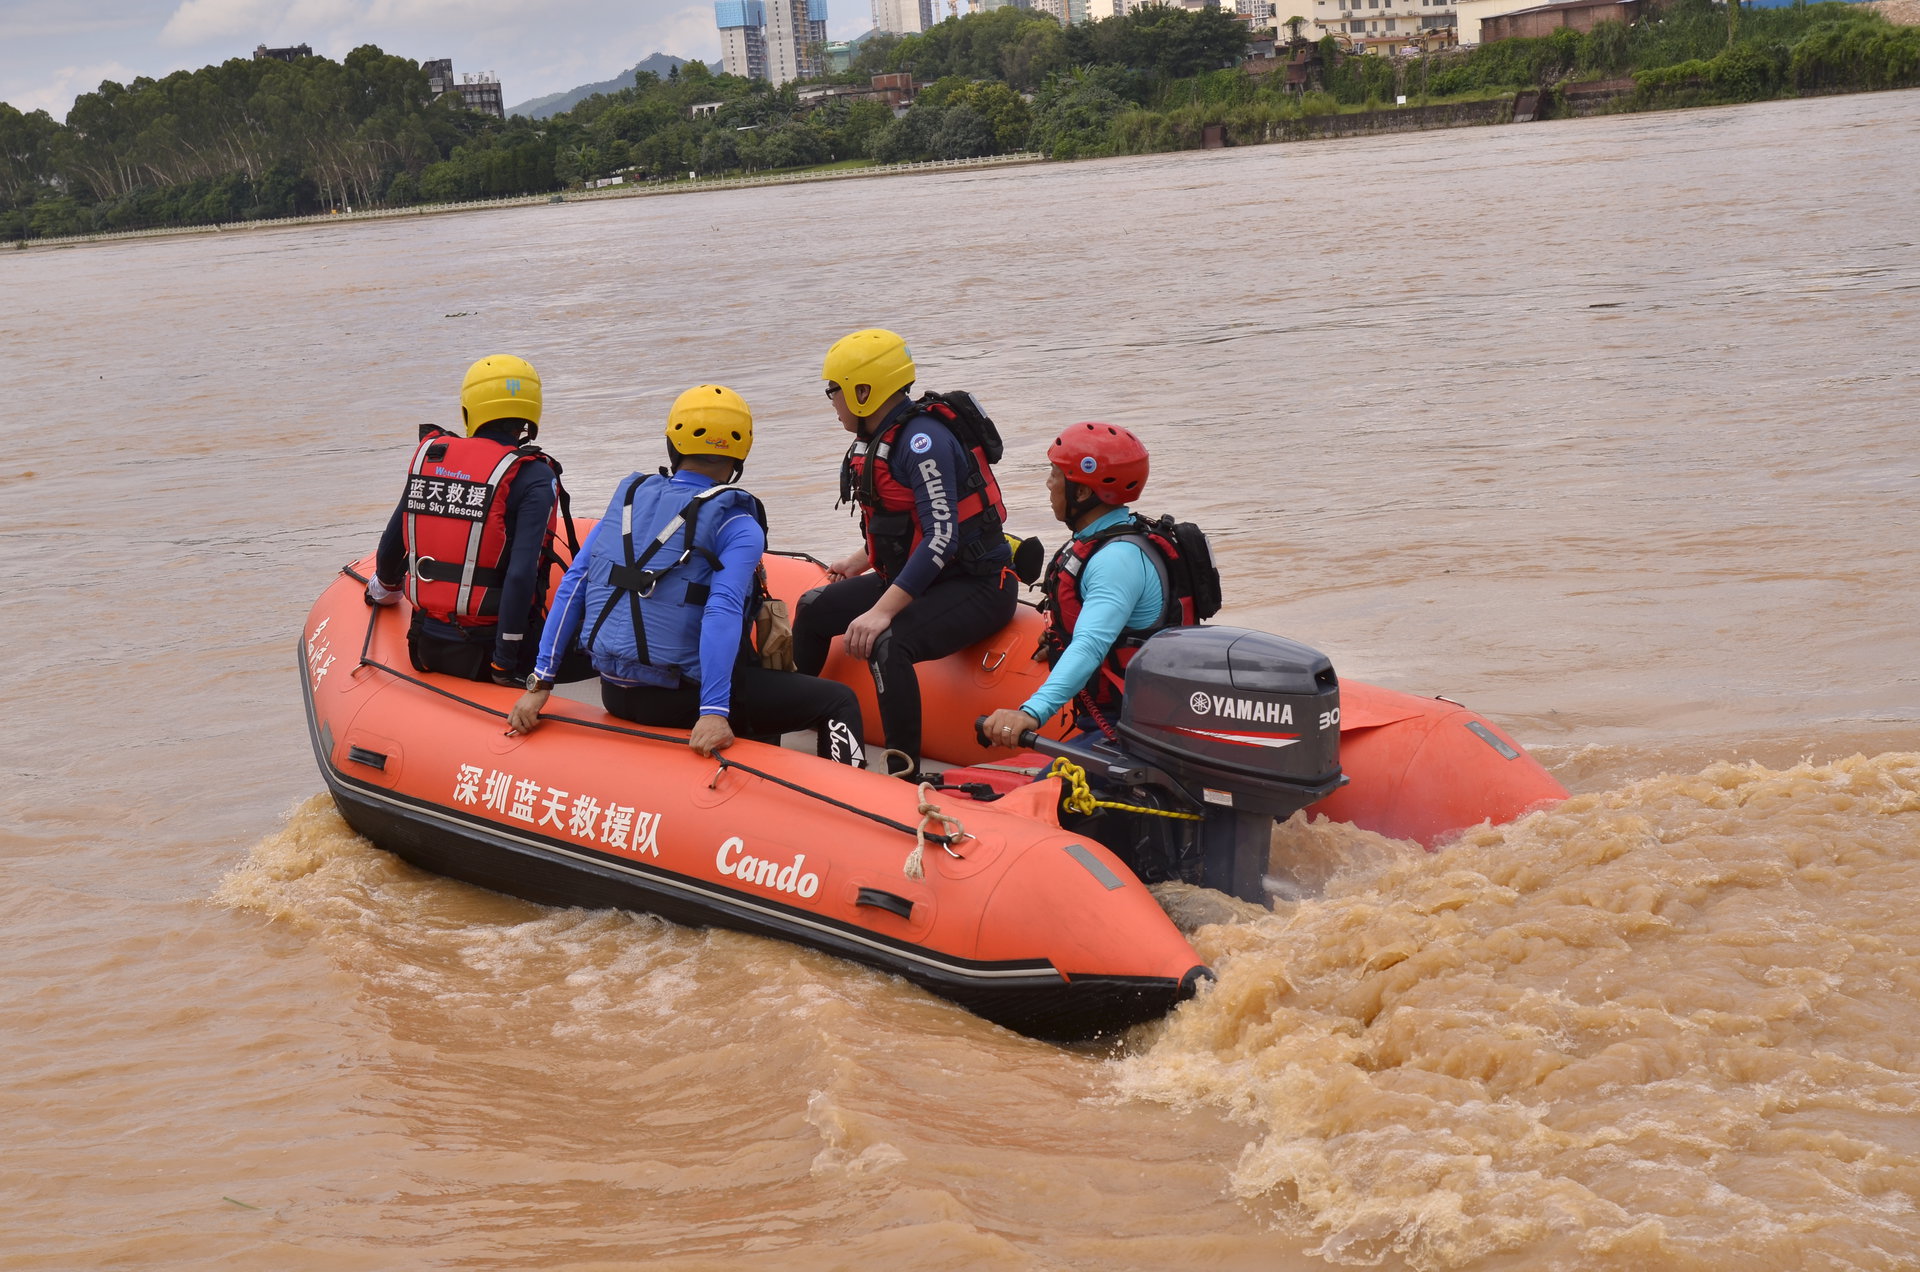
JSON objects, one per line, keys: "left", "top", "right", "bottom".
{"left": 525, "top": 673, "right": 555, "bottom": 692}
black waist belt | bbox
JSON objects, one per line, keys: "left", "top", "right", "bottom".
{"left": 416, "top": 559, "right": 505, "bottom": 587}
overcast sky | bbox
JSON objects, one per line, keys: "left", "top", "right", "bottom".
{"left": 0, "top": 0, "right": 874, "bottom": 120}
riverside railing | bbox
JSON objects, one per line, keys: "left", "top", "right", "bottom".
{"left": 14, "top": 152, "right": 1049, "bottom": 250}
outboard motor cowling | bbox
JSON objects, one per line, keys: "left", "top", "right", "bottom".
{"left": 1119, "top": 627, "right": 1344, "bottom": 902}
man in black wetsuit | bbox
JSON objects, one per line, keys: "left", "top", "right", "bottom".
{"left": 793, "top": 329, "right": 1019, "bottom": 779}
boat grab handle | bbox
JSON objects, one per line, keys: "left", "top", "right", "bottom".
{"left": 856, "top": 887, "right": 915, "bottom": 919}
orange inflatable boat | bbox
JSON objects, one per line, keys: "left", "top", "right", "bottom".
{"left": 299, "top": 545, "right": 1565, "bottom": 1039}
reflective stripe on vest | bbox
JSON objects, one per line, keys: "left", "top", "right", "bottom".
{"left": 844, "top": 413, "right": 1006, "bottom": 581}
{"left": 401, "top": 430, "right": 541, "bottom": 626}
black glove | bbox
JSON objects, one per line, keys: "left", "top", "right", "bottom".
{"left": 489, "top": 662, "right": 521, "bottom": 687}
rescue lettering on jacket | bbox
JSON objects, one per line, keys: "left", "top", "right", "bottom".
{"left": 405, "top": 471, "right": 492, "bottom": 523}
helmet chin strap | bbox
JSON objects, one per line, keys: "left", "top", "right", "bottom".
{"left": 1065, "top": 482, "right": 1104, "bottom": 528}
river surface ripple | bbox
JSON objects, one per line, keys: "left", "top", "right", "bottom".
{"left": 3, "top": 89, "right": 1918, "bottom": 1271}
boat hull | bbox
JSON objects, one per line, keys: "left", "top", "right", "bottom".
{"left": 299, "top": 560, "right": 1210, "bottom": 1041}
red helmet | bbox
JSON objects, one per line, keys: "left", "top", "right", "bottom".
{"left": 1049, "top": 422, "right": 1148, "bottom": 505}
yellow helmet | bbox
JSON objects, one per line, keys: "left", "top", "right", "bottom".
{"left": 822, "top": 328, "right": 915, "bottom": 419}
{"left": 666, "top": 384, "right": 754, "bottom": 461}
{"left": 460, "top": 355, "right": 542, "bottom": 435}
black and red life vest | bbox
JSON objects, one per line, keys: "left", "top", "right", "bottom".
{"left": 841, "top": 396, "right": 1008, "bottom": 582}
{"left": 1038, "top": 514, "right": 1215, "bottom": 722}
{"left": 401, "top": 427, "right": 562, "bottom": 628}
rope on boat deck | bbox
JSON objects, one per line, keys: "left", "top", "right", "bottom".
{"left": 905, "top": 782, "right": 969, "bottom": 881}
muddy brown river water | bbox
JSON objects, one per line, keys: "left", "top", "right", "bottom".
{"left": 4, "top": 89, "right": 1918, "bottom": 1271}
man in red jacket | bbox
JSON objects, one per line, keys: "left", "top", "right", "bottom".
{"left": 365, "top": 355, "right": 564, "bottom": 684}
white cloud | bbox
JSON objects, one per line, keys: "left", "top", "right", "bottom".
{"left": 159, "top": 0, "right": 286, "bottom": 47}
{"left": 649, "top": 4, "right": 723, "bottom": 62}
{"left": 360, "top": 0, "right": 529, "bottom": 24}
{"left": 8, "top": 61, "right": 140, "bottom": 116}
{"left": 0, "top": 15, "right": 142, "bottom": 40}
{"left": 282, "top": 0, "right": 360, "bottom": 31}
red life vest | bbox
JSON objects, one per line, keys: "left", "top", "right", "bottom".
{"left": 401, "top": 427, "right": 558, "bottom": 628}
{"left": 842, "top": 403, "right": 1007, "bottom": 582}
{"left": 1038, "top": 516, "right": 1199, "bottom": 723}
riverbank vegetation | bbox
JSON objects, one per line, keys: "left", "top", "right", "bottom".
{"left": 3, "top": 0, "right": 1916, "bottom": 241}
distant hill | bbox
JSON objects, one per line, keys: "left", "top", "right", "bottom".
{"left": 508, "top": 54, "right": 706, "bottom": 119}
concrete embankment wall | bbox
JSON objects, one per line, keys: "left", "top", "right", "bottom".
{"left": 1262, "top": 96, "right": 1519, "bottom": 143}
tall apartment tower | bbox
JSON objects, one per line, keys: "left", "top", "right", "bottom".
{"left": 765, "top": 0, "right": 830, "bottom": 84}
{"left": 716, "top": 0, "right": 770, "bottom": 80}
{"left": 873, "top": 0, "right": 935, "bottom": 33}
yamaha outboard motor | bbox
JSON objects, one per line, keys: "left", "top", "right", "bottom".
{"left": 974, "top": 627, "right": 1343, "bottom": 904}
{"left": 1118, "top": 627, "right": 1343, "bottom": 901}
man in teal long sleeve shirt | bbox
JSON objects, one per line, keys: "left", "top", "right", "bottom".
{"left": 983, "top": 423, "right": 1186, "bottom": 747}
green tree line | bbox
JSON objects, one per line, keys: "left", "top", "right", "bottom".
{"left": 4, "top": 0, "right": 1915, "bottom": 241}
{"left": 1019, "top": 0, "right": 1917, "bottom": 158}
{"left": 0, "top": 46, "right": 557, "bottom": 239}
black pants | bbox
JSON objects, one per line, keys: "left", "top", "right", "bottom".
{"left": 408, "top": 616, "right": 592, "bottom": 683}
{"left": 792, "top": 569, "right": 1019, "bottom": 764}
{"left": 600, "top": 665, "right": 865, "bottom": 766}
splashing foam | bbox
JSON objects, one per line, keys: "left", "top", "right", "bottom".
{"left": 215, "top": 794, "right": 709, "bottom": 1036}
{"left": 1116, "top": 754, "right": 1920, "bottom": 1271}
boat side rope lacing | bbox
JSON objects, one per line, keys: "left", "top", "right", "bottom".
{"left": 339, "top": 565, "right": 959, "bottom": 849}
{"left": 904, "top": 782, "right": 969, "bottom": 881}
{"left": 1046, "top": 757, "right": 1203, "bottom": 821}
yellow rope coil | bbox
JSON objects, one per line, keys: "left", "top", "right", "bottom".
{"left": 1045, "top": 757, "right": 1203, "bottom": 821}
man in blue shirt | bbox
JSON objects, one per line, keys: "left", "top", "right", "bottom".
{"left": 983, "top": 422, "right": 1179, "bottom": 747}
{"left": 507, "top": 385, "right": 863, "bottom": 767}
{"left": 794, "top": 329, "right": 1018, "bottom": 777}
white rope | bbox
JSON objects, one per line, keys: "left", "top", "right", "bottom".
{"left": 907, "top": 781, "right": 966, "bottom": 881}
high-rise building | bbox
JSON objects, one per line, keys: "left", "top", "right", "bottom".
{"left": 766, "top": 0, "right": 830, "bottom": 84}
{"left": 717, "top": 0, "right": 825, "bottom": 85}
{"left": 716, "top": 0, "right": 770, "bottom": 80}
{"left": 1236, "top": 0, "right": 1279, "bottom": 27}
{"left": 872, "top": 0, "right": 935, "bottom": 33}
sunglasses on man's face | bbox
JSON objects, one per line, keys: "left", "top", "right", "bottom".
{"left": 824, "top": 385, "right": 841, "bottom": 399}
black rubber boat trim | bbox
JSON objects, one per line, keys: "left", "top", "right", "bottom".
{"left": 339, "top": 564, "right": 956, "bottom": 848}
